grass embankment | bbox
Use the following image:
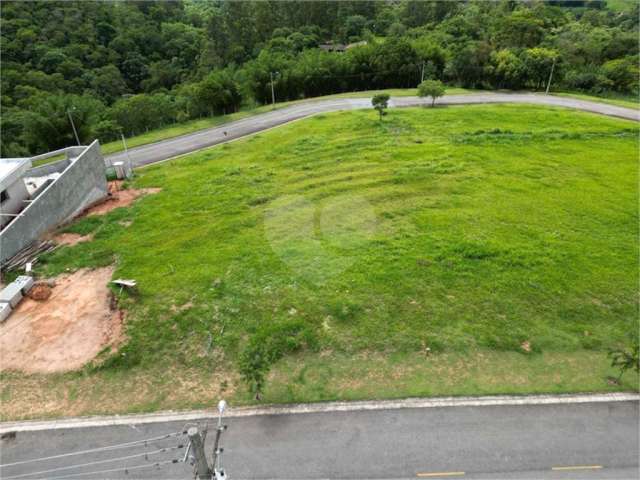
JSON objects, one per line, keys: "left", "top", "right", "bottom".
{"left": 99, "top": 88, "right": 638, "bottom": 156}
{"left": 2, "top": 104, "right": 638, "bottom": 419}
{"left": 100, "top": 87, "right": 472, "bottom": 155}
{"left": 554, "top": 92, "right": 639, "bottom": 109}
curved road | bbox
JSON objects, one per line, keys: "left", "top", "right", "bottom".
{"left": 105, "top": 93, "right": 639, "bottom": 168}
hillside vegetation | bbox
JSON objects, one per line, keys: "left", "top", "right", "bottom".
{"left": 2, "top": 0, "right": 638, "bottom": 157}
{"left": 2, "top": 105, "right": 637, "bottom": 419}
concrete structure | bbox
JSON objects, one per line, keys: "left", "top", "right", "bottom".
{"left": 0, "top": 275, "right": 34, "bottom": 322}
{"left": 318, "top": 41, "right": 367, "bottom": 52}
{"left": 0, "top": 281, "right": 23, "bottom": 308}
{"left": 0, "top": 158, "right": 32, "bottom": 228}
{"left": 0, "top": 301, "right": 10, "bottom": 322}
{"left": 0, "top": 141, "right": 108, "bottom": 263}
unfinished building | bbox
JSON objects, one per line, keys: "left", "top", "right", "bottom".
{"left": 0, "top": 140, "right": 108, "bottom": 264}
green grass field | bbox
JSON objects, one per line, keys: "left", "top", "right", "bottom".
{"left": 3, "top": 104, "right": 638, "bottom": 419}
{"left": 605, "top": 0, "right": 637, "bottom": 11}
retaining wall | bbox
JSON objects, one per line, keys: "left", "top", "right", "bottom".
{"left": 0, "top": 140, "right": 108, "bottom": 263}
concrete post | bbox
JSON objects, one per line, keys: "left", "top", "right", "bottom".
{"left": 188, "top": 427, "right": 211, "bottom": 480}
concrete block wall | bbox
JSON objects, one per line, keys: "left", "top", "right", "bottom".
{"left": 0, "top": 140, "right": 108, "bottom": 263}
{"left": 27, "top": 158, "right": 70, "bottom": 177}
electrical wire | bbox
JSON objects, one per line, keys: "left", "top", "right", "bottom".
{"left": 2, "top": 445, "right": 185, "bottom": 480}
{"left": 48, "top": 458, "right": 184, "bottom": 480}
{"left": 0, "top": 431, "right": 184, "bottom": 468}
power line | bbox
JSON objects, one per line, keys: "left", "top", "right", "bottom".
{"left": 3, "top": 445, "right": 185, "bottom": 480}
{"left": 0, "top": 432, "right": 184, "bottom": 468}
{"left": 48, "top": 458, "right": 184, "bottom": 480}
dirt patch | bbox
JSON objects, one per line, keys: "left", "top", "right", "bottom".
{"left": 84, "top": 181, "right": 160, "bottom": 217}
{"left": 26, "top": 283, "right": 52, "bottom": 301}
{"left": 0, "top": 267, "right": 124, "bottom": 373}
{"left": 53, "top": 232, "right": 94, "bottom": 246}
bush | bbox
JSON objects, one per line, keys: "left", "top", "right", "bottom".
{"left": 601, "top": 57, "right": 639, "bottom": 94}
{"left": 239, "top": 319, "right": 317, "bottom": 400}
{"left": 93, "top": 119, "right": 122, "bottom": 143}
{"left": 109, "top": 93, "right": 177, "bottom": 137}
{"left": 608, "top": 337, "right": 639, "bottom": 383}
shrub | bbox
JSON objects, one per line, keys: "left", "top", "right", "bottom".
{"left": 372, "top": 93, "right": 390, "bottom": 120}
{"left": 608, "top": 337, "right": 639, "bottom": 383}
{"left": 239, "top": 319, "right": 317, "bottom": 400}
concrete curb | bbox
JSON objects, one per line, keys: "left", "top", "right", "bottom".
{"left": 2, "top": 392, "right": 638, "bottom": 433}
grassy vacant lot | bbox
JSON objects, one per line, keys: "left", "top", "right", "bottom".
{"left": 2, "top": 104, "right": 638, "bottom": 419}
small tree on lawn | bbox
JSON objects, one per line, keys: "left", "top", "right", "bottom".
{"left": 418, "top": 79, "right": 446, "bottom": 107}
{"left": 372, "top": 93, "right": 390, "bottom": 120}
{"left": 608, "top": 338, "right": 639, "bottom": 384}
{"left": 239, "top": 319, "right": 318, "bottom": 402}
{"left": 239, "top": 343, "right": 271, "bottom": 401}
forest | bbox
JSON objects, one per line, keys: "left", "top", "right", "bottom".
{"left": 1, "top": 0, "right": 638, "bottom": 157}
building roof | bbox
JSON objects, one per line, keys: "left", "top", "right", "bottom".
{"left": 319, "top": 43, "right": 346, "bottom": 52}
{"left": 0, "top": 158, "right": 31, "bottom": 191}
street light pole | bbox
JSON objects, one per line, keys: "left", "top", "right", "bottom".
{"left": 545, "top": 57, "right": 556, "bottom": 95}
{"left": 67, "top": 108, "right": 81, "bottom": 145}
{"left": 213, "top": 400, "right": 228, "bottom": 480}
{"left": 270, "top": 71, "right": 276, "bottom": 107}
{"left": 120, "top": 133, "right": 133, "bottom": 178}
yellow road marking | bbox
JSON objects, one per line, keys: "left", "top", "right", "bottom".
{"left": 552, "top": 465, "right": 603, "bottom": 471}
{"left": 417, "top": 472, "right": 465, "bottom": 478}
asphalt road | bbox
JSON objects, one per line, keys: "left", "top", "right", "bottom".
{"left": 105, "top": 93, "right": 640, "bottom": 169}
{"left": 1, "top": 399, "right": 637, "bottom": 479}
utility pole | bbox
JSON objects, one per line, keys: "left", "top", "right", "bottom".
{"left": 188, "top": 427, "right": 212, "bottom": 480}
{"left": 270, "top": 71, "right": 276, "bottom": 107}
{"left": 120, "top": 133, "right": 133, "bottom": 178}
{"left": 545, "top": 57, "right": 556, "bottom": 95}
{"left": 67, "top": 108, "right": 81, "bottom": 145}
{"left": 420, "top": 61, "right": 425, "bottom": 83}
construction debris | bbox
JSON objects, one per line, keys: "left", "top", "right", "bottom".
{"left": 1, "top": 240, "right": 57, "bottom": 272}
{"left": 0, "top": 275, "right": 34, "bottom": 322}
{"left": 112, "top": 278, "right": 137, "bottom": 294}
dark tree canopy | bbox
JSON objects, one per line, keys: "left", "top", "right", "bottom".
{"left": 1, "top": 0, "right": 637, "bottom": 156}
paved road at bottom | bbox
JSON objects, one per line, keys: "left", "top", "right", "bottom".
{"left": 0, "top": 399, "right": 637, "bottom": 479}
{"left": 105, "top": 93, "right": 640, "bottom": 169}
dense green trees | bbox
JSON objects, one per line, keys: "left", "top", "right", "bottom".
{"left": 1, "top": 0, "right": 638, "bottom": 157}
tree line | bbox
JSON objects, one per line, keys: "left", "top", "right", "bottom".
{"left": 1, "top": 0, "right": 638, "bottom": 157}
